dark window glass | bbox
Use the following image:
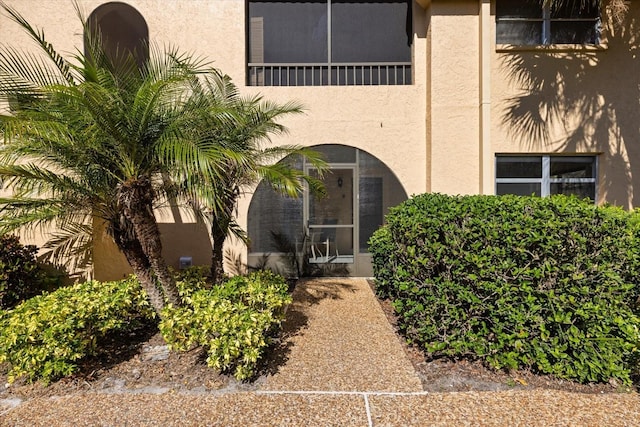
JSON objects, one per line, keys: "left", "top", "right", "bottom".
{"left": 358, "top": 150, "right": 407, "bottom": 252}
{"left": 496, "top": 21, "right": 543, "bottom": 45}
{"left": 496, "top": 157, "right": 542, "bottom": 178}
{"left": 550, "top": 157, "right": 595, "bottom": 179}
{"left": 313, "top": 144, "right": 356, "bottom": 163}
{"left": 551, "top": 1, "right": 599, "bottom": 19}
{"left": 496, "top": 155, "right": 597, "bottom": 201}
{"left": 247, "top": 182, "right": 304, "bottom": 252}
{"left": 86, "top": 3, "right": 149, "bottom": 69}
{"left": 248, "top": 146, "right": 408, "bottom": 254}
{"left": 496, "top": 0, "right": 600, "bottom": 45}
{"left": 308, "top": 169, "right": 354, "bottom": 224}
{"left": 550, "top": 183, "right": 595, "bottom": 200}
{"left": 249, "top": 1, "right": 328, "bottom": 63}
{"left": 550, "top": 21, "right": 599, "bottom": 44}
{"left": 331, "top": 0, "right": 410, "bottom": 63}
{"left": 496, "top": 0, "right": 542, "bottom": 19}
{"left": 248, "top": 0, "right": 412, "bottom": 86}
{"left": 496, "top": 183, "right": 542, "bottom": 197}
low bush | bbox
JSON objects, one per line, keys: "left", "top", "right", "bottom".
{"left": 0, "top": 277, "right": 154, "bottom": 384}
{"left": 370, "top": 193, "right": 640, "bottom": 384}
{"left": 0, "top": 235, "right": 54, "bottom": 309}
{"left": 160, "top": 270, "right": 292, "bottom": 380}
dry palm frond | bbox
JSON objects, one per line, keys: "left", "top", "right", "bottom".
{"left": 608, "top": 0, "right": 630, "bottom": 26}
{"left": 545, "top": 1, "right": 629, "bottom": 25}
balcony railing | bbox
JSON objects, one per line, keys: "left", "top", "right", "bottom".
{"left": 247, "top": 62, "right": 412, "bottom": 86}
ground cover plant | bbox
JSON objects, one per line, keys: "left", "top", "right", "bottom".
{"left": 0, "top": 268, "right": 292, "bottom": 385}
{"left": 160, "top": 270, "right": 292, "bottom": 380}
{"left": 0, "top": 277, "right": 154, "bottom": 385}
{"left": 370, "top": 193, "right": 640, "bottom": 384}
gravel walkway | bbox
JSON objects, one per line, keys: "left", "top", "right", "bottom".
{"left": 2, "top": 277, "right": 640, "bottom": 426}
{"left": 262, "top": 278, "right": 422, "bottom": 392}
{"left": 3, "top": 389, "right": 639, "bottom": 426}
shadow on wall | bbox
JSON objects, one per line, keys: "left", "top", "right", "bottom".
{"left": 499, "top": 4, "right": 640, "bottom": 208}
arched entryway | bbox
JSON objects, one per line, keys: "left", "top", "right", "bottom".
{"left": 247, "top": 144, "right": 407, "bottom": 276}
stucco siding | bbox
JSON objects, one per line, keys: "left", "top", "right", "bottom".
{"left": 3, "top": 0, "right": 639, "bottom": 279}
{"left": 490, "top": 1, "right": 640, "bottom": 208}
{"left": 428, "top": 0, "right": 481, "bottom": 195}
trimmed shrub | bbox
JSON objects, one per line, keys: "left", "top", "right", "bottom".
{"left": 160, "top": 270, "right": 292, "bottom": 380}
{"left": 0, "top": 277, "right": 154, "bottom": 384}
{"left": 370, "top": 193, "right": 640, "bottom": 384}
{"left": 0, "top": 235, "right": 52, "bottom": 309}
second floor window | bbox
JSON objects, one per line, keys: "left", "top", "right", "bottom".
{"left": 248, "top": 0, "right": 412, "bottom": 86}
{"left": 496, "top": 0, "right": 600, "bottom": 45}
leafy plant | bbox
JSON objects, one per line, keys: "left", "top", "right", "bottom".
{"left": 0, "top": 235, "right": 55, "bottom": 309}
{"left": 159, "top": 270, "right": 292, "bottom": 380}
{"left": 370, "top": 193, "right": 640, "bottom": 384}
{"left": 269, "top": 230, "right": 349, "bottom": 278}
{"left": 0, "top": 277, "right": 154, "bottom": 384}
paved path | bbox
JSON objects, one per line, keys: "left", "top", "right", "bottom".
{"left": 261, "top": 278, "right": 422, "bottom": 392}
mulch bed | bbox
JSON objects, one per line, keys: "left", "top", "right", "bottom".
{"left": 0, "top": 281, "right": 636, "bottom": 402}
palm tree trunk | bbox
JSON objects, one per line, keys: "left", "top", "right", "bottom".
{"left": 211, "top": 218, "right": 227, "bottom": 285}
{"left": 210, "top": 190, "right": 237, "bottom": 285}
{"left": 122, "top": 246, "right": 166, "bottom": 314}
{"left": 112, "top": 222, "right": 166, "bottom": 314}
{"left": 119, "top": 178, "right": 181, "bottom": 307}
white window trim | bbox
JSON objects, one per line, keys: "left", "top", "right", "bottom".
{"left": 495, "top": 155, "right": 598, "bottom": 200}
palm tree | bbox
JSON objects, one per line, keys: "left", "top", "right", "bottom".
{"left": 181, "top": 72, "right": 327, "bottom": 284}
{"left": 0, "top": 3, "right": 232, "bottom": 314}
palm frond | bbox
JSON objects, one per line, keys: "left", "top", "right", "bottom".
{"left": 40, "top": 222, "right": 93, "bottom": 271}
{"left": 0, "top": 197, "right": 75, "bottom": 234}
{"left": 0, "top": 163, "right": 89, "bottom": 198}
{"left": 0, "top": 1, "right": 76, "bottom": 84}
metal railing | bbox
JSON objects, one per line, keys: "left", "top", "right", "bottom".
{"left": 247, "top": 62, "right": 412, "bottom": 86}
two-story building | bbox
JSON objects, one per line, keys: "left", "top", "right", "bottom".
{"left": 1, "top": 0, "right": 637, "bottom": 278}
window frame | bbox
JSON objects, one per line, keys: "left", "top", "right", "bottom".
{"left": 246, "top": 0, "right": 413, "bottom": 86}
{"left": 495, "top": 155, "right": 598, "bottom": 200}
{"left": 495, "top": 0, "right": 602, "bottom": 47}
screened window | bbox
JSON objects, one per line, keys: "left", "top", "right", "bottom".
{"left": 247, "top": 145, "right": 407, "bottom": 254}
{"left": 248, "top": 0, "right": 412, "bottom": 86}
{"left": 496, "top": 155, "right": 597, "bottom": 201}
{"left": 496, "top": 0, "right": 600, "bottom": 45}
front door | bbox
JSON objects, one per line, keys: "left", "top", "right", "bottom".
{"left": 305, "top": 167, "right": 355, "bottom": 267}
{"left": 247, "top": 144, "right": 408, "bottom": 277}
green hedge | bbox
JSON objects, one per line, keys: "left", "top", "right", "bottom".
{"left": 370, "top": 193, "right": 640, "bottom": 384}
{"left": 160, "top": 270, "right": 292, "bottom": 380}
{"left": 0, "top": 277, "right": 154, "bottom": 384}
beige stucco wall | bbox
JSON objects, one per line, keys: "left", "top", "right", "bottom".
{"left": 424, "top": 0, "right": 640, "bottom": 208}
{"left": 428, "top": 0, "right": 481, "bottom": 195}
{"left": 0, "top": 0, "right": 428, "bottom": 278}
{"left": 3, "top": 0, "right": 639, "bottom": 279}
{"left": 489, "top": 1, "right": 640, "bottom": 209}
